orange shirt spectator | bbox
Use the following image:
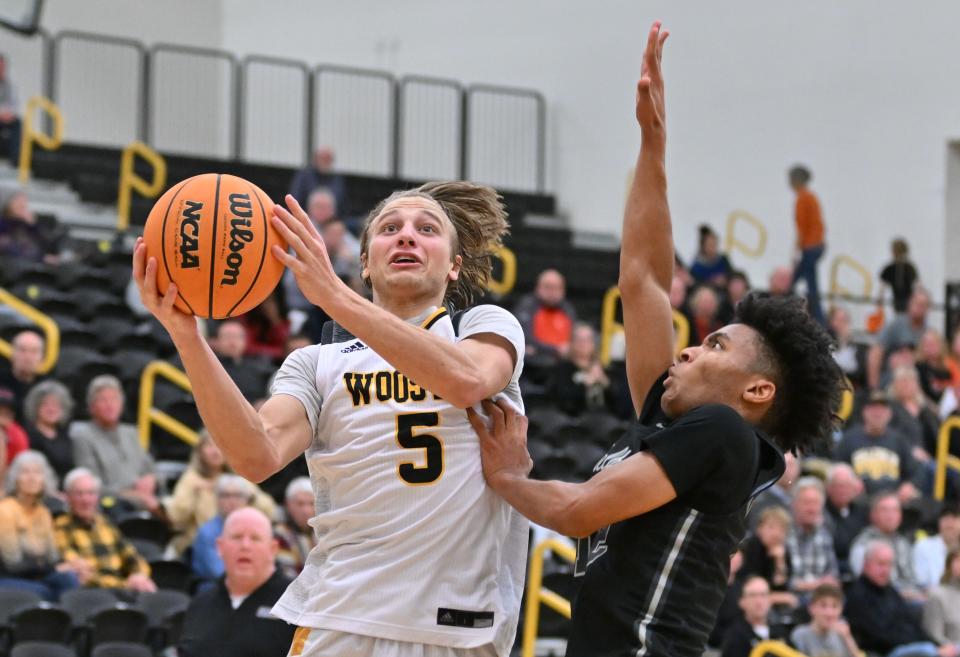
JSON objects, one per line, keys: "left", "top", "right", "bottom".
{"left": 795, "top": 188, "right": 825, "bottom": 249}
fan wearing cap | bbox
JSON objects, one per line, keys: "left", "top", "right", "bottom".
{"left": 834, "top": 390, "right": 922, "bottom": 503}
{"left": 0, "top": 387, "right": 29, "bottom": 465}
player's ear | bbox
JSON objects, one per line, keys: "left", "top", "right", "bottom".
{"left": 743, "top": 378, "right": 776, "bottom": 406}
{"left": 447, "top": 254, "right": 462, "bottom": 283}
{"left": 360, "top": 252, "right": 369, "bottom": 281}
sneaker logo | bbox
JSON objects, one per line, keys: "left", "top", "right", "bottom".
{"left": 340, "top": 341, "right": 368, "bottom": 354}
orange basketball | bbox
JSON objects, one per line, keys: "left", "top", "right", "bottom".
{"left": 143, "top": 173, "right": 286, "bottom": 319}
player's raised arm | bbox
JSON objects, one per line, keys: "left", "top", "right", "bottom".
{"left": 620, "top": 21, "right": 675, "bottom": 414}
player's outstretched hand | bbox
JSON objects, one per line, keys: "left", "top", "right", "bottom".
{"left": 468, "top": 399, "right": 533, "bottom": 488}
{"left": 132, "top": 237, "right": 198, "bottom": 340}
{"left": 270, "top": 194, "right": 346, "bottom": 309}
{"left": 636, "top": 21, "right": 669, "bottom": 136}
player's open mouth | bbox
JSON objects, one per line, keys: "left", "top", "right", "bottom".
{"left": 390, "top": 254, "right": 422, "bottom": 268}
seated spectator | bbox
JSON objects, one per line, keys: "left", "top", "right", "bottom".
{"left": 915, "top": 505, "right": 960, "bottom": 594}
{"left": 178, "top": 507, "right": 295, "bottom": 657}
{"left": 879, "top": 237, "right": 920, "bottom": 316}
{"left": 54, "top": 468, "right": 157, "bottom": 593}
{"left": 834, "top": 389, "right": 921, "bottom": 501}
{"left": 721, "top": 575, "right": 788, "bottom": 657}
{"left": 70, "top": 375, "right": 160, "bottom": 514}
{"left": 767, "top": 266, "right": 794, "bottom": 297}
{"left": 192, "top": 474, "right": 257, "bottom": 583}
{"left": 849, "top": 492, "right": 922, "bottom": 599}
{"left": 23, "top": 380, "right": 74, "bottom": 480}
{"left": 323, "top": 218, "right": 362, "bottom": 291}
{"left": 239, "top": 292, "right": 290, "bottom": 363}
{"left": 747, "top": 451, "right": 799, "bottom": 530}
{"left": 845, "top": 540, "right": 952, "bottom": 657}
{"left": 787, "top": 477, "right": 839, "bottom": 600}
{"left": 688, "top": 285, "right": 723, "bottom": 345}
{"left": 0, "top": 189, "right": 59, "bottom": 264}
{"left": 923, "top": 548, "right": 960, "bottom": 647}
{"left": 829, "top": 306, "right": 868, "bottom": 389}
{"left": 741, "top": 507, "right": 798, "bottom": 610}
{"left": 689, "top": 224, "right": 732, "bottom": 287}
{"left": 0, "top": 53, "right": 20, "bottom": 165}
{"left": 823, "top": 462, "right": 868, "bottom": 576}
{"left": 210, "top": 320, "right": 270, "bottom": 402}
{"left": 167, "top": 431, "right": 275, "bottom": 555}
{"left": 790, "top": 583, "right": 860, "bottom": 657}
{"left": 514, "top": 269, "right": 577, "bottom": 366}
{"left": 274, "top": 477, "right": 317, "bottom": 578}
{"left": 888, "top": 365, "right": 941, "bottom": 460}
{"left": 288, "top": 146, "right": 349, "bottom": 215}
{"left": 868, "top": 287, "right": 931, "bottom": 389}
{"left": 0, "top": 451, "right": 80, "bottom": 600}
{"left": 948, "top": 331, "right": 960, "bottom": 387}
{"left": 0, "top": 329, "right": 46, "bottom": 421}
{"left": 717, "top": 270, "right": 750, "bottom": 325}
{"left": 545, "top": 323, "right": 614, "bottom": 416}
{"left": 0, "top": 387, "right": 28, "bottom": 464}
{"left": 916, "top": 329, "right": 954, "bottom": 403}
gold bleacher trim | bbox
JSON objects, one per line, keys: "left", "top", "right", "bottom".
{"left": 117, "top": 141, "right": 167, "bottom": 231}
{"left": 18, "top": 96, "right": 64, "bottom": 184}
{"left": 137, "top": 360, "right": 199, "bottom": 450}
{"left": 521, "top": 538, "right": 576, "bottom": 657}
{"left": 487, "top": 245, "right": 517, "bottom": 297}
{"left": 750, "top": 640, "right": 808, "bottom": 657}
{"left": 935, "top": 416, "right": 960, "bottom": 501}
{"left": 829, "top": 254, "right": 873, "bottom": 302}
{"left": 0, "top": 287, "right": 61, "bottom": 375}
{"left": 725, "top": 209, "right": 768, "bottom": 259}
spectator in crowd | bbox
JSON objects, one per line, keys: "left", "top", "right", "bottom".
{"left": 545, "top": 323, "right": 614, "bottom": 416}
{"left": 178, "top": 507, "right": 295, "bottom": 657}
{"left": 688, "top": 285, "right": 723, "bottom": 345}
{"left": 948, "top": 331, "right": 960, "bottom": 387}
{"left": 748, "top": 451, "right": 799, "bottom": 530}
{"left": 689, "top": 224, "right": 732, "bottom": 287}
{"left": 0, "top": 387, "right": 28, "bottom": 465}
{"left": 741, "top": 507, "right": 798, "bottom": 610}
{"left": 790, "top": 583, "right": 860, "bottom": 657}
{"left": 787, "top": 477, "right": 840, "bottom": 600}
{"left": 210, "top": 320, "right": 270, "bottom": 402}
{"left": 829, "top": 306, "right": 868, "bottom": 389}
{"left": 0, "top": 329, "right": 45, "bottom": 420}
{"left": 721, "top": 575, "right": 788, "bottom": 657}
{"left": 239, "top": 291, "right": 290, "bottom": 363}
{"left": 923, "top": 548, "right": 960, "bottom": 647}
{"left": 915, "top": 505, "right": 960, "bottom": 593}
{"left": 845, "top": 540, "right": 954, "bottom": 657}
{"left": 868, "top": 287, "right": 931, "bottom": 389}
{"left": 0, "top": 53, "right": 20, "bottom": 166}
{"left": 0, "top": 451, "right": 80, "bottom": 600}
{"left": 274, "top": 477, "right": 317, "bottom": 579}
{"left": 167, "top": 431, "right": 275, "bottom": 555}
{"left": 835, "top": 389, "right": 920, "bottom": 500}
{"left": 54, "top": 468, "right": 157, "bottom": 593}
{"left": 916, "top": 328, "right": 955, "bottom": 403}
{"left": 192, "top": 474, "right": 256, "bottom": 584}
{"left": 767, "top": 266, "right": 794, "bottom": 298}
{"left": 514, "top": 268, "right": 577, "bottom": 365}
{"left": 23, "top": 380, "right": 74, "bottom": 480}
{"left": 70, "top": 375, "right": 159, "bottom": 514}
{"left": 888, "top": 365, "right": 941, "bottom": 464}
{"left": 849, "top": 492, "right": 922, "bottom": 599}
{"left": 289, "top": 147, "right": 349, "bottom": 215}
{"left": 709, "top": 547, "right": 747, "bottom": 648}
{"left": 787, "top": 164, "right": 826, "bottom": 324}
{"left": 879, "top": 238, "right": 920, "bottom": 316}
{"left": 0, "top": 188, "right": 59, "bottom": 264}
{"left": 823, "top": 462, "right": 868, "bottom": 576}
{"left": 323, "top": 218, "right": 363, "bottom": 291}
{"left": 717, "top": 270, "right": 750, "bottom": 325}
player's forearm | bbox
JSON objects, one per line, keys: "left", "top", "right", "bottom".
{"left": 620, "top": 134, "right": 673, "bottom": 295}
{"left": 325, "top": 291, "right": 497, "bottom": 408}
{"left": 169, "top": 330, "right": 274, "bottom": 479}
{"left": 489, "top": 473, "right": 596, "bottom": 538}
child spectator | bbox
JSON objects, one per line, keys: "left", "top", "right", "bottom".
{"left": 790, "top": 583, "right": 860, "bottom": 657}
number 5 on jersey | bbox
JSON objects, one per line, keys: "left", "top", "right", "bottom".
{"left": 396, "top": 412, "right": 443, "bottom": 485}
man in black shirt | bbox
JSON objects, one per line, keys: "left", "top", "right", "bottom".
{"left": 469, "top": 22, "right": 843, "bottom": 657}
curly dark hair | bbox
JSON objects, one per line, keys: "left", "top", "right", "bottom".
{"left": 733, "top": 293, "right": 844, "bottom": 454}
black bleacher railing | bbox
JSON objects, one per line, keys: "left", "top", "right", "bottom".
{"left": 7, "top": 28, "right": 547, "bottom": 194}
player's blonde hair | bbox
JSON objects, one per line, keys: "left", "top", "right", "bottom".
{"left": 359, "top": 181, "right": 509, "bottom": 309}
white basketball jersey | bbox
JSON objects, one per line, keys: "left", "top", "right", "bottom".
{"left": 270, "top": 306, "right": 528, "bottom": 656}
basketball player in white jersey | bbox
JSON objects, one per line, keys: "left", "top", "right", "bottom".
{"left": 132, "top": 181, "right": 527, "bottom": 657}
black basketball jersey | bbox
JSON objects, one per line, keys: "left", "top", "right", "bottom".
{"left": 565, "top": 374, "right": 785, "bottom": 657}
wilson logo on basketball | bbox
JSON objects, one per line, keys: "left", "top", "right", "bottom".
{"left": 179, "top": 200, "right": 203, "bottom": 269}
{"left": 220, "top": 193, "right": 255, "bottom": 286}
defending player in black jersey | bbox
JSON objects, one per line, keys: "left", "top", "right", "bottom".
{"left": 468, "top": 21, "right": 844, "bottom": 657}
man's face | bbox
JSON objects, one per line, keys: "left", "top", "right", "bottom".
{"left": 67, "top": 475, "right": 100, "bottom": 522}
{"left": 308, "top": 193, "right": 336, "bottom": 226}
{"left": 11, "top": 332, "right": 43, "bottom": 377}
{"left": 215, "top": 322, "right": 247, "bottom": 360}
{"left": 286, "top": 491, "right": 315, "bottom": 531}
{"left": 908, "top": 291, "right": 930, "bottom": 322}
{"left": 313, "top": 148, "right": 334, "bottom": 172}
{"left": 535, "top": 271, "right": 565, "bottom": 306}
{"left": 661, "top": 324, "right": 772, "bottom": 419}
{"left": 862, "top": 402, "right": 891, "bottom": 435}
{"left": 808, "top": 596, "right": 842, "bottom": 630}
{"left": 863, "top": 545, "right": 895, "bottom": 587}
{"left": 871, "top": 497, "right": 902, "bottom": 534}
{"left": 738, "top": 578, "right": 771, "bottom": 624}
{"left": 939, "top": 513, "right": 960, "bottom": 545}
{"left": 90, "top": 387, "right": 123, "bottom": 427}
{"left": 217, "top": 511, "right": 277, "bottom": 586}
{"left": 793, "top": 488, "right": 824, "bottom": 528}
{"left": 362, "top": 197, "right": 460, "bottom": 306}
{"left": 826, "top": 469, "right": 861, "bottom": 508}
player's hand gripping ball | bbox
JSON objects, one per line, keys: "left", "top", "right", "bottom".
{"left": 142, "top": 173, "right": 286, "bottom": 319}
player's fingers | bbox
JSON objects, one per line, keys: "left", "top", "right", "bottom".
{"left": 495, "top": 398, "right": 516, "bottom": 430}
{"left": 132, "top": 241, "right": 146, "bottom": 284}
{"left": 271, "top": 213, "right": 311, "bottom": 260}
{"left": 466, "top": 407, "right": 489, "bottom": 439}
{"left": 143, "top": 257, "right": 159, "bottom": 298}
{"left": 160, "top": 281, "right": 178, "bottom": 311}
{"left": 285, "top": 194, "right": 323, "bottom": 241}
{"left": 270, "top": 244, "right": 300, "bottom": 269}
{"left": 644, "top": 21, "right": 660, "bottom": 71}
{"left": 481, "top": 399, "right": 506, "bottom": 436}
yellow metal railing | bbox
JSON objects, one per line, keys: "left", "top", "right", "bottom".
{"left": 521, "top": 538, "right": 576, "bottom": 657}
{"left": 18, "top": 95, "right": 64, "bottom": 184}
{"left": 487, "top": 245, "right": 517, "bottom": 297}
{"left": 117, "top": 141, "right": 167, "bottom": 231}
{"left": 750, "top": 640, "right": 808, "bottom": 657}
{"left": 934, "top": 417, "right": 960, "bottom": 501}
{"left": 829, "top": 254, "right": 873, "bottom": 303}
{"left": 137, "top": 360, "right": 199, "bottom": 450}
{"left": 600, "top": 286, "right": 689, "bottom": 365}
{"left": 672, "top": 309, "right": 690, "bottom": 355}
{"left": 725, "top": 209, "right": 768, "bottom": 259}
{"left": 0, "top": 288, "right": 60, "bottom": 374}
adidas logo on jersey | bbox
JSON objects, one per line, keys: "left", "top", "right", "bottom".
{"left": 440, "top": 612, "right": 455, "bottom": 624}
{"left": 340, "top": 341, "right": 368, "bottom": 354}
